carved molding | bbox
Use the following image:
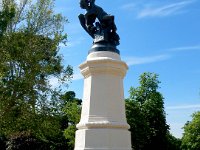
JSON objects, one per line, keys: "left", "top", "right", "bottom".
{"left": 76, "top": 121, "right": 130, "bottom": 130}
{"left": 79, "top": 59, "right": 128, "bottom": 78}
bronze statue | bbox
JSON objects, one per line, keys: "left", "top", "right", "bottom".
{"left": 79, "top": 0, "right": 120, "bottom": 47}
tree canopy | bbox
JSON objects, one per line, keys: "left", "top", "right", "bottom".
{"left": 181, "top": 111, "right": 200, "bottom": 150}
{"left": 126, "top": 72, "right": 169, "bottom": 150}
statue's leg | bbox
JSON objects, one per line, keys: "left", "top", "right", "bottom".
{"left": 78, "top": 14, "right": 94, "bottom": 38}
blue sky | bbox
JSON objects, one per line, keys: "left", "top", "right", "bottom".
{"left": 52, "top": 0, "right": 200, "bottom": 138}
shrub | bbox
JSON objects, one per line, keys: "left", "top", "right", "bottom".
{"left": 6, "top": 131, "right": 47, "bottom": 150}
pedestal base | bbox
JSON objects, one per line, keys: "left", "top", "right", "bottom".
{"left": 75, "top": 128, "right": 131, "bottom": 150}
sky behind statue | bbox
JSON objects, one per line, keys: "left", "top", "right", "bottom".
{"left": 52, "top": 0, "right": 200, "bottom": 138}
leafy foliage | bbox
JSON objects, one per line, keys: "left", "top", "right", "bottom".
{"left": 166, "top": 133, "right": 181, "bottom": 150}
{"left": 62, "top": 91, "right": 81, "bottom": 150}
{"left": 181, "top": 111, "right": 200, "bottom": 150}
{"left": 126, "top": 72, "right": 169, "bottom": 150}
{"left": 0, "top": 0, "right": 73, "bottom": 149}
{"left": 6, "top": 131, "right": 44, "bottom": 150}
{"left": 0, "top": 2, "right": 15, "bottom": 36}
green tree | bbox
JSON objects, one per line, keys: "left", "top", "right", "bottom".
{"left": 126, "top": 72, "right": 169, "bottom": 150}
{"left": 62, "top": 91, "right": 81, "bottom": 150}
{"left": 0, "top": 0, "right": 73, "bottom": 148}
{"left": 181, "top": 111, "right": 200, "bottom": 150}
{"left": 126, "top": 99, "right": 149, "bottom": 150}
{"left": 166, "top": 133, "right": 181, "bottom": 150}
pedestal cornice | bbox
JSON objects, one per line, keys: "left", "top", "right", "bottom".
{"left": 79, "top": 58, "right": 128, "bottom": 78}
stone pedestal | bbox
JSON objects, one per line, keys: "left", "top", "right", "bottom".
{"left": 74, "top": 51, "right": 132, "bottom": 150}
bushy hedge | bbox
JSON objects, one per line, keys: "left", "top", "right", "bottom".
{"left": 3, "top": 131, "right": 69, "bottom": 150}
{"left": 5, "top": 132, "right": 47, "bottom": 150}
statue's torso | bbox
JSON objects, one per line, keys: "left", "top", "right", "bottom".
{"left": 85, "top": 5, "right": 107, "bottom": 23}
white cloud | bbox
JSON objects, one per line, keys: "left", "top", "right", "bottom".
{"left": 120, "top": 3, "right": 136, "bottom": 11}
{"left": 166, "top": 104, "right": 200, "bottom": 110}
{"left": 123, "top": 54, "right": 170, "bottom": 66}
{"left": 137, "top": 0, "right": 195, "bottom": 18}
{"left": 72, "top": 72, "right": 83, "bottom": 81}
{"left": 169, "top": 45, "right": 200, "bottom": 51}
